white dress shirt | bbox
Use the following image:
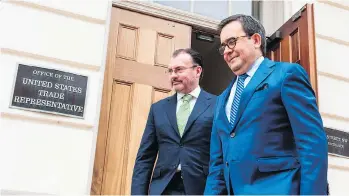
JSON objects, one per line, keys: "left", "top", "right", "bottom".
{"left": 225, "top": 56, "right": 264, "bottom": 120}
{"left": 176, "top": 86, "right": 201, "bottom": 171}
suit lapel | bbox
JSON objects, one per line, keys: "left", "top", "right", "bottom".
{"left": 182, "top": 90, "right": 211, "bottom": 137}
{"left": 231, "top": 58, "right": 275, "bottom": 131}
{"left": 165, "top": 94, "right": 180, "bottom": 137}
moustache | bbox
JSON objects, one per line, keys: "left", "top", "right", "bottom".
{"left": 171, "top": 79, "right": 181, "bottom": 83}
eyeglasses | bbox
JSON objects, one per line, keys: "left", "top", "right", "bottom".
{"left": 218, "top": 35, "right": 249, "bottom": 55}
{"left": 166, "top": 65, "right": 198, "bottom": 75}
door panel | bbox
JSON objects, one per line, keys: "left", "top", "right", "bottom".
{"left": 115, "top": 8, "right": 191, "bottom": 66}
{"left": 266, "top": 4, "right": 318, "bottom": 96}
{"left": 116, "top": 25, "right": 138, "bottom": 60}
{"left": 153, "top": 88, "right": 172, "bottom": 103}
{"left": 269, "top": 43, "right": 281, "bottom": 62}
{"left": 91, "top": 7, "right": 191, "bottom": 195}
{"left": 102, "top": 81, "right": 132, "bottom": 194}
{"left": 290, "top": 29, "right": 300, "bottom": 63}
{"left": 155, "top": 33, "right": 174, "bottom": 67}
{"left": 125, "top": 84, "right": 153, "bottom": 195}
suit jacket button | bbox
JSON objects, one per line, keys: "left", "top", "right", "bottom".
{"left": 179, "top": 143, "right": 183, "bottom": 147}
{"left": 230, "top": 132, "right": 236, "bottom": 138}
{"left": 226, "top": 162, "right": 229, "bottom": 166}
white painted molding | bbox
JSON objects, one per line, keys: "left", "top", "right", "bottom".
{"left": 321, "top": 112, "right": 349, "bottom": 123}
{"left": 0, "top": 111, "right": 94, "bottom": 130}
{"left": 328, "top": 154, "right": 349, "bottom": 170}
{"left": 1, "top": 48, "right": 100, "bottom": 71}
{"left": 318, "top": 71, "right": 349, "bottom": 84}
{"left": 112, "top": 0, "right": 220, "bottom": 32}
{"left": 0, "top": 189, "right": 54, "bottom": 195}
{"left": 316, "top": 33, "right": 349, "bottom": 47}
{"left": 317, "top": 0, "right": 349, "bottom": 11}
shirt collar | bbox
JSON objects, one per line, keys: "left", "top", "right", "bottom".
{"left": 244, "top": 56, "right": 264, "bottom": 78}
{"left": 177, "top": 86, "right": 201, "bottom": 101}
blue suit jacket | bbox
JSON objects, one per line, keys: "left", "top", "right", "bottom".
{"left": 131, "top": 90, "right": 216, "bottom": 195}
{"left": 204, "top": 58, "right": 328, "bottom": 195}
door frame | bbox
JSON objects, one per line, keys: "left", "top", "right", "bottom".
{"left": 112, "top": 0, "right": 263, "bottom": 34}
{"left": 91, "top": 3, "right": 201, "bottom": 194}
{"left": 112, "top": 0, "right": 219, "bottom": 33}
{"left": 265, "top": 3, "right": 318, "bottom": 98}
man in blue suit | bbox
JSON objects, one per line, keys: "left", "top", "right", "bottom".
{"left": 204, "top": 14, "right": 328, "bottom": 195}
{"left": 131, "top": 48, "right": 216, "bottom": 195}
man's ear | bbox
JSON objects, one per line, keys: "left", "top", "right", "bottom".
{"left": 251, "top": 33, "right": 262, "bottom": 49}
{"left": 197, "top": 66, "right": 204, "bottom": 78}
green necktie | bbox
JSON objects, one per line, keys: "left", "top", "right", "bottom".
{"left": 177, "top": 94, "right": 193, "bottom": 137}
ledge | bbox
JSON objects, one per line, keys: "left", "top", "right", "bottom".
{"left": 1, "top": 111, "right": 94, "bottom": 130}
{"left": 0, "top": 189, "right": 54, "bottom": 195}
{"left": 318, "top": 71, "right": 349, "bottom": 84}
{"left": 5, "top": 0, "right": 106, "bottom": 25}
{"left": 316, "top": 33, "right": 349, "bottom": 47}
{"left": 1, "top": 48, "right": 101, "bottom": 72}
{"left": 321, "top": 112, "right": 349, "bottom": 123}
{"left": 317, "top": 0, "right": 349, "bottom": 12}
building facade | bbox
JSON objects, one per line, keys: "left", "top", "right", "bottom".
{"left": 0, "top": 0, "right": 348, "bottom": 195}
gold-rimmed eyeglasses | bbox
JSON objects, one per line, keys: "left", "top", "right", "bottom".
{"left": 166, "top": 65, "right": 198, "bottom": 75}
{"left": 218, "top": 35, "right": 249, "bottom": 55}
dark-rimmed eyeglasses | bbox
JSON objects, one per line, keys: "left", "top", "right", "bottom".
{"left": 218, "top": 35, "right": 249, "bottom": 55}
{"left": 166, "top": 65, "right": 198, "bottom": 75}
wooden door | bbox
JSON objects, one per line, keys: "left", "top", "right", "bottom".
{"left": 91, "top": 7, "right": 191, "bottom": 195}
{"left": 266, "top": 4, "right": 318, "bottom": 96}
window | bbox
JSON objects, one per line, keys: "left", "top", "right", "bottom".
{"left": 154, "top": 0, "right": 254, "bottom": 20}
{"left": 193, "top": 1, "right": 229, "bottom": 20}
{"left": 153, "top": 0, "right": 191, "bottom": 12}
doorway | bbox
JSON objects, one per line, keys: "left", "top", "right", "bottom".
{"left": 191, "top": 30, "right": 235, "bottom": 95}
{"left": 90, "top": 7, "right": 191, "bottom": 195}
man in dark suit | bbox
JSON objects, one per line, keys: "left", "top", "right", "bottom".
{"left": 131, "top": 48, "right": 216, "bottom": 195}
{"left": 204, "top": 14, "right": 328, "bottom": 195}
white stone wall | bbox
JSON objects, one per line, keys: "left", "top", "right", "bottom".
{"left": 313, "top": 1, "right": 349, "bottom": 194}
{"left": 282, "top": 0, "right": 349, "bottom": 194}
{"left": 260, "top": 1, "right": 285, "bottom": 36}
{"left": 261, "top": 0, "right": 349, "bottom": 194}
{"left": 0, "top": 0, "right": 111, "bottom": 194}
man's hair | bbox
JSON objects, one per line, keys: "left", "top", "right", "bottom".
{"left": 172, "top": 48, "right": 203, "bottom": 68}
{"left": 218, "top": 14, "right": 266, "bottom": 56}
{"left": 172, "top": 48, "right": 204, "bottom": 79}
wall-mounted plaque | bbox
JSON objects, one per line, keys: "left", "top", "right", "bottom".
{"left": 325, "top": 127, "right": 349, "bottom": 158}
{"left": 10, "top": 64, "right": 88, "bottom": 118}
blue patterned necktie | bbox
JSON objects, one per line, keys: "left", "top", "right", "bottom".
{"left": 230, "top": 73, "right": 248, "bottom": 127}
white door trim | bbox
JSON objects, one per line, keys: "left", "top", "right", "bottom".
{"left": 112, "top": 0, "right": 220, "bottom": 32}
